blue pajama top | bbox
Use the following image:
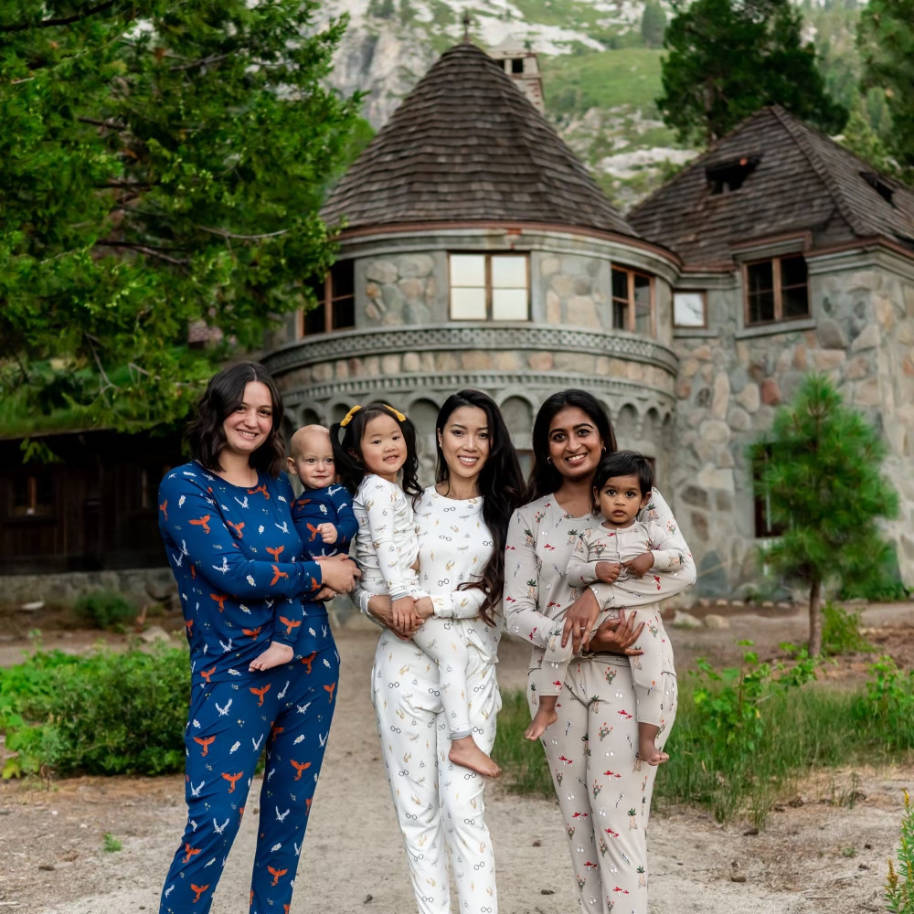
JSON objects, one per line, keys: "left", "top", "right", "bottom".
{"left": 290, "top": 483, "right": 358, "bottom": 558}
{"left": 158, "top": 461, "right": 331, "bottom": 685}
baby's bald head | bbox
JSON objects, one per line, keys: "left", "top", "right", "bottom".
{"left": 289, "top": 424, "right": 331, "bottom": 460}
{"left": 288, "top": 424, "right": 335, "bottom": 488}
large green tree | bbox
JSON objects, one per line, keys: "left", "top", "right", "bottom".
{"left": 658, "top": 0, "right": 847, "bottom": 147}
{"left": 752, "top": 374, "right": 899, "bottom": 656}
{"left": 858, "top": 0, "right": 914, "bottom": 176}
{"left": 0, "top": 1, "right": 360, "bottom": 431}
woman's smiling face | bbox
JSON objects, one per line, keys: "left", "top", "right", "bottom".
{"left": 547, "top": 406, "right": 604, "bottom": 483}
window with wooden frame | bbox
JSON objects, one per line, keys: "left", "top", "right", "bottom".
{"left": 300, "top": 260, "right": 355, "bottom": 336}
{"left": 744, "top": 254, "right": 808, "bottom": 326}
{"left": 673, "top": 291, "right": 707, "bottom": 329}
{"left": 611, "top": 266, "right": 653, "bottom": 334}
{"left": 449, "top": 253, "right": 529, "bottom": 321}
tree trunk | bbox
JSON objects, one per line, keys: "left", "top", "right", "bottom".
{"left": 807, "top": 577, "right": 823, "bottom": 656}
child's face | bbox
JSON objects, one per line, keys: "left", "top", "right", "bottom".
{"left": 287, "top": 428, "right": 335, "bottom": 489}
{"left": 595, "top": 473, "right": 648, "bottom": 528}
{"left": 360, "top": 413, "right": 407, "bottom": 483}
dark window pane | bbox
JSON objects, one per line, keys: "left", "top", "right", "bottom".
{"left": 611, "top": 267, "right": 628, "bottom": 300}
{"left": 780, "top": 255, "right": 807, "bottom": 288}
{"left": 612, "top": 300, "right": 627, "bottom": 329}
{"left": 782, "top": 285, "right": 809, "bottom": 319}
{"left": 332, "top": 296, "right": 355, "bottom": 329}
{"left": 748, "top": 290, "right": 775, "bottom": 324}
{"left": 331, "top": 260, "right": 354, "bottom": 297}
{"left": 511, "top": 58, "right": 524, "bottom": 73}
{"left": 304, "top": 302, "right": 326, "bottom": 335}
{"left": 746, "top": 261, "right": 773, "bottom": 296}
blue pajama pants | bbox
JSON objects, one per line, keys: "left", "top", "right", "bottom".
{"left": 160, "top": 645, "right": 340, "bottom": 913}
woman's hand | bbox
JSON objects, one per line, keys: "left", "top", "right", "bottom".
{"left": 413, "top": 596, "right": 435, "bottom": 620}
{"left": 595, "top": 561, "right": 621, "bottom": 583}
{"left": 624, "top": 552, "right": 654, "bottom": 577}
{"left": 392, "top": 596, "right": 422, "bottom": 634}
{"left": 588, "top": 610, "right": 644, "bottom": 656}
{"left": 561, "top": 588, "right": 601, "bottom": 653}
{"left": 315, "top": 554, "right": 360, "bottom": 593}
{"left": 366, "top": 593, "right": 418, "bottom": 639}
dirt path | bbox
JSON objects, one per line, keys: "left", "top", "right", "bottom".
{"left": 1, "top": 605, "right": 912, "bottom": 913}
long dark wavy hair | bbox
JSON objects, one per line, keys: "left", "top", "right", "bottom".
{"left": 527, "top": 389, "right": 618, "bottom": 501}
{"left": 330, "top": 401, "right": 422, "bottom": 500}
{"left": 435, "top": 390, "right": 525, "bottom": 626}
{"left": 187, "top": 361, "right": 286, "bottom": 477}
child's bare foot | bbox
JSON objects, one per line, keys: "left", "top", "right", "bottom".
{"left": 638, "top": 724, "right": 669, "bottom": 766}
{"left": 249, "top": 641, "right": 293, "bottom": 672}
{"left": 448, "top": 735, "right": 501, "bottom": 777}
{"left": 524, "top": 705, "right": 558, "bottom": 740}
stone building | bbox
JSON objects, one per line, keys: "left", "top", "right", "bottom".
{"left": 265, "top": 45, "right": 914, "bottom": 597}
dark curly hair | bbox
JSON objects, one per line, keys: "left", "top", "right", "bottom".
{"left": 330, "top": 401, "right": 422, "bottom": 500}
{"left": 434, "top": 390, "right": 525, "bottom": 626}
{"left": 187, "top": 362, "right": 286, "bottom": 477}
{"left": 527, "top": 389, "right": 617, "bottom": 501}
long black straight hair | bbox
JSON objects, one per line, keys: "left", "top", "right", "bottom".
{"left": 435, "top": 390, "right": 525, "bottom": 625}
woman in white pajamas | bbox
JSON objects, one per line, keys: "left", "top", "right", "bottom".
{"left": 503, "top": 390, "right": 696, "bottom": 914}
{"left": 360, "top": 390, "right": 525, "bottom": 914}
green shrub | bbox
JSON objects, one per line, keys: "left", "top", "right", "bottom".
{"left": 492, "top": 690, "right": 554, "bottom": 796}
{"left": 822, "top": 602, "right": 874, "bottom": 656}
{"left": 1, "top": 646, "right": 189, "bottom": 777}
{"left": 887, "top": 790, "right": 914, "bottom": 913}
{"left": 73, "top": 590, "right": 137, "bottom": 630}
{"left": 853, "top": 656, "right": 914, "bottom": 751}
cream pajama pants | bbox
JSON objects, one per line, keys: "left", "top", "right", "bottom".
{"left": 371, "top": 629, "right": 500, "bottom": 914}
{"left": 528, "top": 648, "right": 677, "bottom": 914}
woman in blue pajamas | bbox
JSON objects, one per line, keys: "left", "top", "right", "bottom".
{"left": 157, "top": 362, "right": 358, "bottom": 914}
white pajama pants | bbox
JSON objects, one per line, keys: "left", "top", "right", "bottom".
{"left": 528, "top": 648, "right": 677, "bottom": 914}
{"left": 371, "top": 630, "right": 500, "bottom": 914}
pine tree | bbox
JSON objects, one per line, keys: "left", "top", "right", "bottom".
{"left": 752, "top": 374, "right": 899, "bottom": 655}
{"left": 0, "top": 1, "right": 360, "bottom": 431}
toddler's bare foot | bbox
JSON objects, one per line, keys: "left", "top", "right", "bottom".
{"left": 249, "top": 641, "right": 293, "bottom": 672}
{"left": 524, "top": 706, "right": 558, "bottom": 741}
{"left": 449, "top": 736, "right": 501, "bottom": 777}
{"left": 638, "top": 734, "right": 669, "bottom": 766}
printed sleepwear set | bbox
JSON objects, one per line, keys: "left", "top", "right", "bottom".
{"left": 362, "top": 488, "right": 501, "bottom": 914}
{"left": 504, "top": 491, "right": 695, "bottom": 914}
{"left": 290, "top": 482, "right": 357, "bottom": 558}
{"left": 354, "top": 474, "right": 478, "bottom": 740}
{"left": 158, "top": 463, "right": 338, "bottom": 914}
{"left": 531, "top": 520, "right": 687, "bottom": 728}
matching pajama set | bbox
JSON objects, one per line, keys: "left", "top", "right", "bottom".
{"left": 290, "top": 482, "right": 358, "bottom": 558}
{"left": 361, "top": 488, "right": 501, "bottom": 914}
{"left": 157, "top": 462, "right": 339, "bottom": 914}
{"left": 354, "top": 474, "right": 478, "bottom": 741}
{"left": 504, "top": 491, "right": 695, "bottom": 914}
{"left": 532, "top": 520, "right": 686, "bottom": 729}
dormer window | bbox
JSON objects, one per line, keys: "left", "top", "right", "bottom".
{"left": 706, "top": 155, "right": 761, "bottom": 194}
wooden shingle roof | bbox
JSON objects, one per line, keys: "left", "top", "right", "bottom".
{"left": 321, "top": 42, "right": 637, "bottom": 237}
{"left": 628, "top": 106, "right": 914, "bottom": 269}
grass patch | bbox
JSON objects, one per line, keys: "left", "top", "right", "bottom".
{"left": 495, "top": 648, "right": 914, "bottom": 826}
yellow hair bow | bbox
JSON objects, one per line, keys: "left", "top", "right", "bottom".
{"left": 381, "top": 403, "right": 407, "bottom": 423}
{"left": 339, "top": 404, "right": 362, "bottom": 427}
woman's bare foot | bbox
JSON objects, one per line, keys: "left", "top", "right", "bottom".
{"left": 638, "top": 724, "right": 669, "bottom": 766}
{"left": 249, "top": 641, "right": 293, "bottom": 672}
{"left": 448, "top": 736, "right": 501, "bottom": 777}
{"left": 524, "top": 705, "right": 558, "bottom": 740}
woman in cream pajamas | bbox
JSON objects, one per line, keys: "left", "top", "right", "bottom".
{"left": 360, "top": 390, "right": 524, "bottom": 914}
{"left": 504, "top": 390, "right": 695, "bottom": 914}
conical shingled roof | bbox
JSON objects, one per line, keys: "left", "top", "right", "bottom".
{"left": 629, "top": 106, "right": 914, "bottom": 269}
{"left": 322, "top": 42, "right": 637, "bottom": 237}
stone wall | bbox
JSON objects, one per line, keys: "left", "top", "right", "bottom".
{"left": 0, "top": 567, "right": 177, "bottom": 609}
{"left": 671, "top": 249, "right": 914, "bottom": 597}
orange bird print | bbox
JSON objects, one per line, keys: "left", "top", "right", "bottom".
{"left": 247, "top": 483, "right": 270, "bottom": 499}
{"left": 183, "top": 843, "right": 202, "bottom": 863}
{"left": 279, "top": 616, "right": 301, "bottom": 637}
{"left": 193, "top": 735, "right": 215, "bottom": 757}
{"left": 290, "top": 759, "right": 311, "bottom": 781}
{"left": 270, "top": 564, "right": 288, "bottom": 586}
{"left": 189, "top": 515, "right": 211, "bottom": 534}
{"left": 190, "top": 883, "right": 209, "bottom": 903}
{"left": 221, "top": 771, "right": 243, "bottom": 793}
{"left": 200, "top": 666, "right": 217, "bottom": 684}
{"left": 266, "top": 545, "right": 284, "bottom": 562}
{"left": 242, "top": 625, "right": 262, "bottom": 639}
{"left": 209, "top": 593, "right": 227, "bottom": 612}
{"left": 267, "top": 866, "right": 288, "bottom": 887}
{"left": 226, "top": 519, "right": 245, "bottom": 539}
{"left": 250, "top": 683, "right": 271, "bottom": 706}
{"left": 159, "top": 499, "right": 168, "bottom": 520}
{"left": 323, "top": 682, "right": 336, "bottom": 702}
{"left": 305, "top": 523, "right": 319, "bottom": 541}
{"left": 300, "top": 652, "right": 316, "bottom": 674}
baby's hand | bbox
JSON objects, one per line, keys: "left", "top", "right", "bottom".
{"left": 624, "top": 552, "right": 654, "bottom": 577}
{"left": 595, "top": 561, "right": 622, "bottom": 583}
{"left": 413, "top": 596, "right": 435, "bottom": 620}
{"left": 317, "top": 522, "right": 338, "bottom": 544}
{"left": 391, "top": 596, "right": 416, "bottom": 631}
